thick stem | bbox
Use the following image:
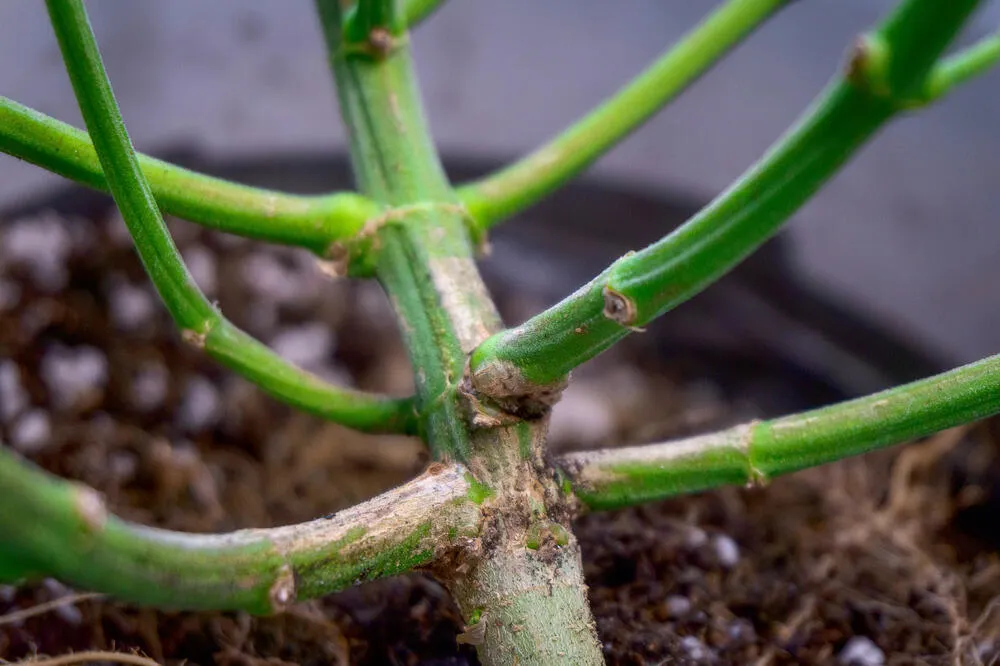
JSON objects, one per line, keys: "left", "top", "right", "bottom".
{"left": 560, "top": 352, "right": 1000, "bottom": 511}
{"left": 315, "top": 3, "right": 603, "bottom": 662}
{"left": 316, "top": 0, "right": 497, "bottom": 459}
{"left": 456, "top": 0, "right": 789, "bottom": 232}
{"left": 469, "top": 0, "right": 986, "bottom": 396}
{"left": 449, "top": 540, "right": 600, "bottom": 665}
{"left": 0, "top": 447, "right": 481, "bottom": 612}
{"left": 0, "top": 96, "right": 378, "bottom": 254}
{"left": 444, "top": 423, "right": 602, "bottom": 665}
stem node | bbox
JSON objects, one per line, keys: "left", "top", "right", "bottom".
{"left": 181, "top": 325, "right": 211, "bottom": 349}
{"left": 602, "top": 285, "right": 637, "bottom": 326}
{"left": 268, "top": 564, "right": 297, "bottom": 613}
{"left": 846, "top": 33, "right": 892, "bottom": 97}
{"left": 73, "top": 485, "right": 108, "bottom": 532}
{"left": 467, "top": 360, "right": 567, "bottom": 419}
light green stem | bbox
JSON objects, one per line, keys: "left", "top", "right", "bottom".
{"left": 403, "top": 0, "right": 446, "bottom": 28}
{"left": 0, "top": 97, "right": 378, "bottom": 255}
{"left": 560, "top": 352, "right": 1000, "bottom": 510}
{"left": 925, "top": 31, "right": 1000, "bottom": 100}
{"left": 469, "top": 0, "right": 986, "bottom": 398}
{"left": 45, "top": 0, "right": 415, "bottom": 434}
{"left": 456, "top": 0, "right": 789, "bottom": 231}
{"left": 0, "top": 447, "right": 480, "bottom": 612}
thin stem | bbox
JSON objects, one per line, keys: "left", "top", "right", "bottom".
{"left": 11, "top": 652, "right": 159, "bottom": 666}
{"left": 456, "top": 0, "right": 790, "bottom": 232}
{"left": 560, "top": 352, "right": 1000, "bottom": 511}
{"left": 925, "top": 32, "right": 1000, "bottom": 100}
{"left": 45, "top": 0, "right": 415, "bottom": 434}
{"left": 469, "top": 0, "right": 984, "bottom": 397}
{"left": 0, "top": 97, "right": 378, "bottom": 255}
{"left": 0, "top": 447, "right": 480, "bottom": 612}
{"left": 403, "top": 0, "right": 446, "bottom": 28}
{"left": 0, "top": 592, "right": 103, "bottom": 627}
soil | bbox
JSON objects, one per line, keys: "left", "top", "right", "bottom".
{"left": 2, "top": 206, "right": 1000, "bottom": 665}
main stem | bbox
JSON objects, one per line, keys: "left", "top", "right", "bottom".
{"left": 314, "top": 2, "right": 602, "bottom": 663}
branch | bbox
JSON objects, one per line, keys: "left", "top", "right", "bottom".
{"left": 0, "top": 97, "right": 378, "bottom": 255}
{"left": 456, "top": 0, "right": 790, "bottom": 232}
{"left": 403, "top": 0, "right": 446, "bottom": 28}
{"left": 0, "top": 447, "right": 481, "bottom": 612}
{"left": 44, "top": 0, "right": 415, "bottom": 435}
{"left": 925, "top": 31, "right": 1000, "bottom": 100}
{"left": 560, "top": 352, "right": 1000, "bottom": 511}
{"left": 469, "top": 0, "right": 987, "bottom": 399}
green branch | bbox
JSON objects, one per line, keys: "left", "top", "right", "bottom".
{"left": 0, "top": 96, "right": 378, "bottom": 255}
{"left": 456, "top": 0, "right": 790, "bottom": 232}
{"left": 925, "top": 31, "right": 1000, "bottom": 100}
{"left": 45, "top": 0, "right": 415, "bottom": 434}
{"left": 560, "top": 352, "right": 1000, "bottom": 511}
{"left": 469, "top": 0, "right": 987, "bottom": 398}
{"left": 403, "top": 0, "right": 446, "bottom": 28}
{"left": 0, "top": 447, "right": 480, "bottom": 612}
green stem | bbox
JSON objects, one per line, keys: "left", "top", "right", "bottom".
{"left": 403, "top": 0, "right": 446, "bottom": 28}
{"left": 560, "top": 352, "right": 1000, "bottom": 511}
{"left": 0, "top": 97, "right": 378, "bottom": 255}
{"left": 456, "top": 0, "right": 789, "bottom": 232}
{"left": 469, "top": 0, "right": 984, "bottom": 396}
{"left": 0, "top": 447, "right": 480, "bottom": 612}
{"left": 46, "top": 0, "right": 414, "bottom": 434}
{"left": 925, "top": 31, "right": 1000, "bottom": 100}
{"left": 316, "top": 0, "right": 499, "bottom": 459}
{"left": 316, "top": 4, "right": 604, "bottom": 663}
{"left": 344, "top": 0, "right": 402, "bottom": 46}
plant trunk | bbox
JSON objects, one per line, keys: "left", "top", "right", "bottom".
{"left": 315, "top": 4, "right": 604, "bottom": 661}
{"left": 449, "top": 535, "right": 601, "bottom": 665}
{"left": 439, "top": 421, "right": 603, "bottom": 665}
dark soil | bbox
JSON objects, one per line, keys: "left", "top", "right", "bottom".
{"left": 2, "top": 208, "right": 999, "bottom": 665}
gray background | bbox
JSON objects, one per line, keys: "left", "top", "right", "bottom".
{"left": 1, "top": 0, "right": 998, "bottom": 364}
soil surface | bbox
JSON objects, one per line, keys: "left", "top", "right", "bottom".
{"left": 2, "top": 209, "right": 1000, "bottom": 665}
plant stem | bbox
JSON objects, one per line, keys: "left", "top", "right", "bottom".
{"left": 205, "top": 324, "right": 418, "bottom": 433}
{"left": 925, "top": 31, "right": 1000, "bottom": 100}
{"left": 0, "top": 448, "right": 480, "bottom": 612}
{"left": 403, "top": 0, "right": 446, "bottom": 28}
{"left": 344, "top": 0, "right": 402, "bottom": 46}
{"left": 316, "top": 3, "right": 603, "bottom": 662}
{"left": 45, "top": 0, "right": 414, "bottom": 434}
{"left": 456, "top": 0, "right": 789, "bottom": 232}
{"left": 445, "top": 424, "right": 603, "bottom": 666}
{"left": 560, "top": 352, "right": 1000, "bottom": 510}
{"left": 0, "top": 97, "right": 378, "bottom": 255}
{"left": 469, "top": 0, "right": 985, "bottom": 398}
{"left": 316, "top": 0, "right": 496, "bottom": 459}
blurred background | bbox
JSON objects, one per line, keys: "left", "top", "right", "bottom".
{"left": 1, "top": 0, "right": 999, "bottom": 365}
